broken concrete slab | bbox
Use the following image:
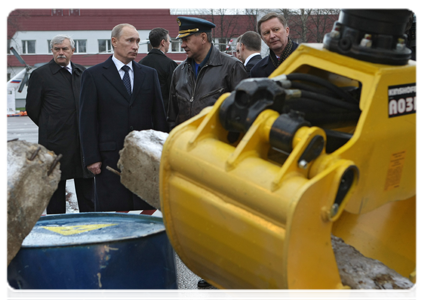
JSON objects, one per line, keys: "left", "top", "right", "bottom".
{"left": 117, "top": 130, "right": 168, "bottom": 210}
{"left": 332, "top": 235, "right": 413, "bottom": 289}
{"left": 7, "top": 140, "right": 61, "bottom": 265}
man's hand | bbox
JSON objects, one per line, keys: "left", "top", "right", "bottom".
{"left": 87, "top": 162, "right": 102, "bottom": 175}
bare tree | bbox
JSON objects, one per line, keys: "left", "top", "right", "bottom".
{"left": 245, "top": 9, "right": 260, "bottom": 32}
{"left": 254, "top": 8, "right": 339, "bottom": 43}
{"left": 308, "top": 9, "right": 340, "bottom": 42}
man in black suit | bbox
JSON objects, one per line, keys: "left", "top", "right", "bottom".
{"left": 139, "top": 28, "right": 178, "bottom": 113}
{"left": 238, "top": 31, "right": 262, "bottom": 77}
{"left": 79, "top": 23, "right": 168, "bottom": 212}
{"left": 26, "top": 34, "right": 94, "bottom": 214}
{"left": 250, "top": 13, "right": 299, "bottom": 78}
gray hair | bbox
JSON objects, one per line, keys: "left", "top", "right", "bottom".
{"left": 50, "top": 34, "right": 75, "bottom": 49}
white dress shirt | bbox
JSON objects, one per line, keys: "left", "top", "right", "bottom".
{"left": 112, "top": 55, "right": 134, "bottom": 93}
{"left": 61, "top": 62, "right": 72, "bottom": 74}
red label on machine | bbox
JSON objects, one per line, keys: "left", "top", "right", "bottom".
{"left": 388, "top": 83, "right": 416, "bottom": 118}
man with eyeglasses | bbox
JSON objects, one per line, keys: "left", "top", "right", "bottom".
{"left": 235, "top": 35, "right": 242, "bottom": 60}
{"left": 139, "top": 28, "right": 178, "bottom": 113}
{"left": 250, "top": 12, "right": 299, "bottom": 78}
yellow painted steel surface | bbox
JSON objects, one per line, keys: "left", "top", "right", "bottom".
{"left": 160, "top": 44, "right": 416, "bottom": 288}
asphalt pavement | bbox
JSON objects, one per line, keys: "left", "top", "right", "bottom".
{"left": 7, "top": 115, "right": 216, "bottom": 290}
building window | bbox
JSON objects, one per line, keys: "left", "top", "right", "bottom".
{"left": 74, "top": 40, "right": 87, "bottom": 53}
{"left": 4, "top": 40, "right": 10, "bottom": 53}
{"left": 69, "top": 8, "right": 80, "bottom": 16}
{"left": 47, "top": 40, "right": 52, "bottom": 53}
{"left": 98, "top": 39, "right": 112, "bottom": 53}
{"left": 22, "top": 40, "right": 36, "bottom": 54}
{"left": 171, "top": 39, "right": 182, "bottom": 52}
{"left": 51, "top": 8, "right": 63, "bottom": 16}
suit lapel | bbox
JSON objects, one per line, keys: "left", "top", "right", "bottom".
{"left": 102, "top": 57, "right": 131, "bottom": 102}
{"left": 131, "top": 62, "right": 146, "bottom": 105}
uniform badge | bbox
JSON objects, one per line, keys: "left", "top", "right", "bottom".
{"left": 177, "top": 18, "right": 181, "bottom": 26}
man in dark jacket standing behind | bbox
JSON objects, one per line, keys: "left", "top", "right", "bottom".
{"left": 250, "top": 13, "right": 299, "bottom": 78}
{"left": 26, "top": 34, "right": 94, "bottom": 214}
{"left": 139, "top": 28, "right": 178, "bottom": 113}
{"left": 167, "top": 16, "right": 248, "bottom": 130}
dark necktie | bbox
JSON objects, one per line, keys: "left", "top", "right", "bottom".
{"left": 121, "top": 65, "right": 131, "bottom": 95}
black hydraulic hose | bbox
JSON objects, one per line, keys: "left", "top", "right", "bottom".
{"left": 286, "top": 73, "right": 359, "bottom": 104}
{"left": 299, "top": 90, "right": 360, "bottom": 111}
{"left": 290, "top": 81, "right": 339, "bottom": 98}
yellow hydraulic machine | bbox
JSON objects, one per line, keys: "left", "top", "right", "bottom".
{"left": 159, "top": 10, "right": 416, "bottom": 288}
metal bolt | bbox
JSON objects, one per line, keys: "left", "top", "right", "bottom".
{"left": 106, "top": 166, "right": 121, "bottom": 177}
{"left": 7, "top": 138, "right": 19, "bottom": 142}
{"left": 360, "top": 34, "right": 372, "bottom": 48}
{"left": 298, "top": 160, "right": 308, "bottom": 169}
{"left": 47, "top": 154, "right": 63, "bottom": 176}
{"left": 29, "top": 146, "right": 41, "bottom": 161}
{"left": 330, "top": 203, "right": 339, "bottom": 217}
{"left": 396, "top": 38, "right": 406, "bottom": 51}
{"left": 330, "top": 25, "right": 341, "bottom": 38}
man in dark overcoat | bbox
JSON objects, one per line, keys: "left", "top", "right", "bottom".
{"left": 238, "top": 31, "right": 262, "bottom": 77}
{"left": 250, "top": 13, "right": 299, "bottom": 78}
{"left": 79, "top": 23, "right": 168, "bottom": 212}
{"left": 139, "top": 27, "right": 178, "bottom": 113}
{"left": 26, "top": 34, "right": 94, "bottom": 214}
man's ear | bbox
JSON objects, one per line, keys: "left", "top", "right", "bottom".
{"left": 161, "top": 39, "right": 166, "bottom": 47}
{"left": 111, "top": 37, "right": 117, "bottom": 48}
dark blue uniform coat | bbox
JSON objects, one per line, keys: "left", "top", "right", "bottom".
{"left": 79, "top": 56, "right": 168, "bottom": 211}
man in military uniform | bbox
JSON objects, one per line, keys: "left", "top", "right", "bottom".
{"left": 167, "top": 16, "right": 248, "bottom": 130}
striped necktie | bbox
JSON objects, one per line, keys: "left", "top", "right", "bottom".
{"left": 121, "top": 65, "right": 131, "bottom": 95}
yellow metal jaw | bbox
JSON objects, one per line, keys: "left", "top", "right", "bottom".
{"left": 160, "top": 44, "right": 415, "bottom": 288}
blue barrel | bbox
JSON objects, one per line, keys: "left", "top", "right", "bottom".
{"left": 8, "top": 213, "right": 177, "bottom": 289}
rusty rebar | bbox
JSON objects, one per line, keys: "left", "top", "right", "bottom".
{"left": 106, "top": 166, "right": 121, "bottom": 176}
{"left": 29, "top": 147, "right": 41, "bottom": 161}
{"left": 47, "top": 154, "right": 63, "bottom": 176}
{"left": 7, "top": 138, "right": 18, "bottom": 142}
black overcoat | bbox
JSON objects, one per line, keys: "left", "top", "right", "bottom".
{"left": 79, "top": 56, "right": 168, "bottom": 211}
{"left": 250, "top": 42, "right": 299, "bottom": 78}
{"left": 26, "top": 59, "right": 93, "bottom": 180}
{"left": 245, "top": 54, "right": 262, "bottom": 77}
{"left": 139, "top": 49, "right": 178, "bottom": 113}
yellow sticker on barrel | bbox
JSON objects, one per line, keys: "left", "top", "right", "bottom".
{"left": 384, "top": 151, "right": 406, "bottom": 191}
{"left": 42, "top": 224, "right": 118, "bottom": 236}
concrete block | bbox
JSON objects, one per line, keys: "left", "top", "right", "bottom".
{"left": 7, "top": 140, "right": 61, "bottom": 265}
{"left": 118, "top": 130, "right": 168, "bottom": 210}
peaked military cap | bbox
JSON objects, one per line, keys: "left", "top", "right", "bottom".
{"left": 176, "top": 16, "right": 216, "bottom": 39}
